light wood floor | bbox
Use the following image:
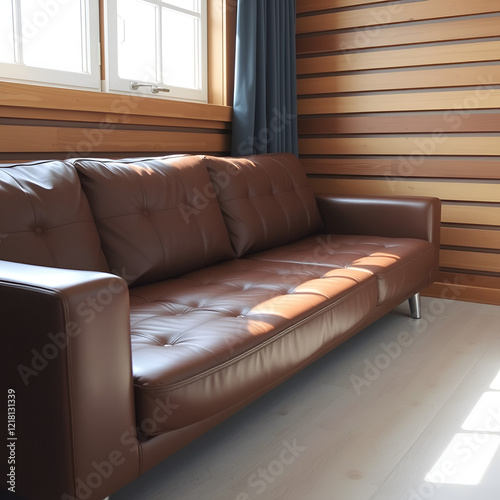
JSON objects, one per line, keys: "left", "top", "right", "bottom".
{"left": 111, "top": 297, "right": 500, "bottom": 500}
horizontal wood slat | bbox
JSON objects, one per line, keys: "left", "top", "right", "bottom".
{"left": 297, "top": 66, "right": 500, "bottom": 95}
{"left": 441, "top": 227, "right": 500, "bottom": 250}
{"left": 442, "top": 204, "right": 500, "bottom": 226}
{"left": 434, "top": 271, "right": 500, "bottom": 290}
{"left": 0, "top": 105, "right": 231, "bottom": 130}
{"left": 0, "top": 125, "right": 230, "bottom": 154}
{"left": 424, "top": 279, "right": 500, "bottom": 306}
{"left": 307, "top": 178, "right": 500, "bottom": 203}
{"left": 297, "top": 0, "right": 397, "bottom": 14}
{"left": 298, "top": 113, "right": 500, "bottom": 135}
{"left": 301, "top": 158, "right": 500, "bottom": 180}
{"left": 296, "top": 0, "right": 500, "bottom": 34}
{"left": 300, "top": 137, "right": 500, "bottom": 157}
{"left": 440, "top": 249, "right": 500, "bottom": 273}
{"left": 298, "top": 89, "right": 500, "bottom": 114}
{"left": 297, "top": 41, "right": 500, "bottom": 74}
{"left": 297, "top": 16, "right": 500, "bottom": 54}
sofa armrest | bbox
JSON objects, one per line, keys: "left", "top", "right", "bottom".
{"left": 0, "top": 261, "right": 139, "bottom": 500}
{"left": 316, "top": 194, "right": 441, "bottom": 279}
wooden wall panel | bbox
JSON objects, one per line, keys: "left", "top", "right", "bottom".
{"left": 441, "top": 228, "right": 500, "bottom": 250}
{"left": 298, "top": 66, "right": 500, "bottom": 94}
{"left": 297, "top": 41, "right": 500, "bottom": 74}
{"left": 442, "top": 205, "right": 500, "bottom": 226}
{"left": 297, "top": 0, "right": 500, "bottom": 305}
{"left": 297, "top": 0, "right": 396, "bottom": 13}
{"left": 298, "top": 90, "right": 500, "bottom": 114}
{"left": 297, "top": 17, "right": 500, "bottom": 54}
{"left": 300, "top": 137, "right": 500, "bottom": 156}
{"left": 297, "top": 0, "right": 500, "bottom": 33}
{"left": 0, "top": 83, "right": 232, "bottom": 161}
{"left": 301, "top": 158, "right": 500, "bottom": 179}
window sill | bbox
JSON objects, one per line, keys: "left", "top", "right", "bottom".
{"left": 0, "top": 81, "right": 232, "bottom": 124}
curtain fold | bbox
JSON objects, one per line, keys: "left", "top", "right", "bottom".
{"left": 231, "top": 0, "right": 298, "bottom": 156}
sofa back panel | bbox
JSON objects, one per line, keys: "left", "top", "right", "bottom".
{"left": 0, "top": 161, "right": 109, "bottom": 272}
{"left": 74, "top": 155, "right": 235, "bottom": 286}
{"left": 204, "top": 153, "right": 323, "bottom": 257}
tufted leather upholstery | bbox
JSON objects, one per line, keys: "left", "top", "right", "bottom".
{"left": 74, "top": 155, "right": 235, "bottom": 286}
{"left": 0, "top": 160, "right": 108, "bottom": 272}
{"left": 129, "top": 258, "right": 377, "bottom": 434}
{"left": 248, "top": 234, "right": 435, "bottom": 304}
{"left": 204, "top": 153, "right": 323, "bottom": 256}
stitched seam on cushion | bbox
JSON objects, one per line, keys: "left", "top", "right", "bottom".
{"left": 133, "top": 276, "right": 377, "bottom": 393}
{"left": 131, "top": 333, "right": 166, "bottom": 346}
{"left": 367, "top": 244, "right": 434, "bottom": 279}
{"left": 96, "top": 206, "right": 191, "bottom": 223}
{"left": 133, "top": 170, "right": 167, "bottom": 273}
{"left": 0, "top": 220, "right": 96, "bottom": 237}
{"left": 170, "top": 164, "right": 224, "bottom": 260}
{"left": 258, "top": 159, "right": 290, "bottom": 239}
{"left": 237, "top": 166, "right": 268, "bottom": 251}
{"left": 268, "top": 157, "right": 298, "bottom": 232}
{"left": 270, "top": 156, "right": 311, "bottom": 229}
{"left": 181, "top": 175, "right": 209, "bottom": 259}
{"left": 222, "top": 186, "right": 299, "bottom": 203}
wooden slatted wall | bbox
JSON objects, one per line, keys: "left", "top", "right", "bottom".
{"left": 296, "top": 0, "right": 500, "bottom": 305}
{"left": 0, "top": 82, "right": 232, "bottom": 163}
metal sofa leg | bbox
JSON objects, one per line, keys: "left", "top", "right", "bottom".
{"left": 408, "top": 292, "right": 422, "bottom": 319}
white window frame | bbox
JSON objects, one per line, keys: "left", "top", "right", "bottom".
{"left": 0, "top": 0, "right": 101, "bottom": 91}
{"left": 104, "top": 0, "right": 208, "bottom": 103}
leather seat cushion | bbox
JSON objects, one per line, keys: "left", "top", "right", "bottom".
{"left": 248, "top": 234, "right": 435, "bottom": 304}
{"left": 129, "top": 257, "right": 378, "bottom": 436}
{"left": 0, "top": 160, "right": 109, "bottom": 272}
{"left": 204, "top": 153, "right": 323, "bottom": 257}
{"left": 73, "top": 155, "right": 235, "bottom": 286}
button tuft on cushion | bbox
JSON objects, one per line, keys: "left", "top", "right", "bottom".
{"left": 204, "top": 153, "right": 323, "bottom": 257}
{"left": 73, "top": 155, "right": 234, "bottom": 286}
{"left": 0, "top": 160, "right": 109, "bottom": 272}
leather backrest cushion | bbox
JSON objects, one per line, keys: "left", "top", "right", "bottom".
{"left": 74, "top": 155, "right": 235, "bottom": 286}
{"left": 0, "top": 160, "right": 109, "bottom": 272}
{"left": 204, "top": 153, "right": 323, "bottom": 257}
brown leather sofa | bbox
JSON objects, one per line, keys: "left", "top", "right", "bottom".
{"left": 0, "top": 153, "right": 440, "bottom": 500}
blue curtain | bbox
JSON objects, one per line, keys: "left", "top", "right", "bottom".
{"left": 231, "top": 0, "right": 298, "bottom": 157}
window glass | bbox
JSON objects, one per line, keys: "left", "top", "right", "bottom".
{"left": 0, "top": 2, "right": 15, "bottom": 63}
{"left": 163, "top": 0, "right": 199, "bottom": 12}
{"left": 20, "top": 0, "right": 86, "bottom": 73}
{"left": 117, "top": 0, "right": 157, "bottom": 81}
{"left": 162, "top": 7, "right": 200, "bottom": 89}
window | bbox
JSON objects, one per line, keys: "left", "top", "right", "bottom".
{"left": 0, "top": 0, "right": 208, "bottom": 103}
{"left": 106, "top": 0, "right": 208, "bottom": 102}
{"left": 0, "top": 0, "right": 100, "bottom": 90}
